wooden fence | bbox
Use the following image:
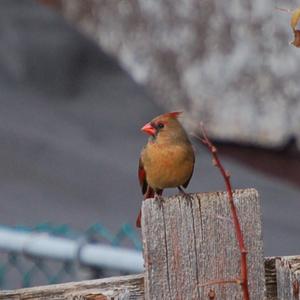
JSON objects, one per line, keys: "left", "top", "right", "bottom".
{"left": 0, "top": 189, "right": 299, "bottom": 299}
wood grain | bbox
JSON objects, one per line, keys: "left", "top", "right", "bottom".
{"left": 265, "top": 256, "right": 278, "bottom": 300}
{"left": 142, "top": 188, "right": 265, "bottom": 299}
{"left": 0, "top": 273, "right": 144, "bottom": 300}
{"left": 276, "top": 256, "right": 300, "bottom": 300}
{"left": 0, "top": 257, "right": 297, "bottom": 299}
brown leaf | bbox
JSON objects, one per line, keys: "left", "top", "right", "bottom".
{"left": 291, "top": 7, "right": 300, "bottom": 31}
{"left": 291, "top": 30, "right": 300, "bottom": 47}
{"left": 276, "top": 6, "right": 300, "bottom": 47}
{"left": 290, "top": 7, "right": 300, "bottom": 47}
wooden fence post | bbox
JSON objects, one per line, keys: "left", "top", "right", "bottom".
{"left": 141, "top": 188, "right": 266, "bottom": 299}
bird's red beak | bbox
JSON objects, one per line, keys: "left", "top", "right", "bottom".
{"left": 141, "top": 122, "right": 156, "bottom": 136}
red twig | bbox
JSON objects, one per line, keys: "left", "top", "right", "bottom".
{"left": 199, "top": 123, "right": 250, "bottom": 300}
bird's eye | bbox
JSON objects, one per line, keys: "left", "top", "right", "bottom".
{"left": 157, "top": 123, "right": 164, "bottom": 129}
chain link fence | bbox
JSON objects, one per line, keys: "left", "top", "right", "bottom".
{"left": 0, "top": 223, "right": 142, "bottom": 289}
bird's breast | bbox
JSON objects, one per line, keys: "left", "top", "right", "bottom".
{"left": 142, "top": 143, "right": 194, "bottom": 190}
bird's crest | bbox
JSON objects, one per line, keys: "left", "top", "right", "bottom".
{"left": 163, "top": 111, "right": 183, "bottom": 119}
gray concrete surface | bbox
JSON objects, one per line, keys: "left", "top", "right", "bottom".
{"left": 0, "top": 1, "right": 299, "bottom": 259}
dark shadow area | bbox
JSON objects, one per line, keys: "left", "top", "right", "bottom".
{"left": 217, "top": 140, "right": 300, "bottom": 188}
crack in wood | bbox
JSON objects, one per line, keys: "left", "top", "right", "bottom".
{"left": 162, "top": 206, "right": 172, "bottom": 299}
{"left": 190, "top": 196, "right": 201, "bottom": 299}
{"left": 196, "top": 195, "right": 204, "bottom": 243}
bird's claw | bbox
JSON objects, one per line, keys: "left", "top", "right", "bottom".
{"left": 155, "top": 194, "right": 165, "bottom": 209}
{"left": 185, "top": 194, "right": 193, "bottom": 207}
{"left": 179, "top": 190, "right": 193, "bottom": 207}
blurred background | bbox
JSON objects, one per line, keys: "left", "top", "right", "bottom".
{"left": 0, "top": 0, "right": 299, "bottom": 289}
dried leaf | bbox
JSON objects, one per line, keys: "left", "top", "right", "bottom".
{"left": 291, "top": 7, "right": 300, "bottom": 31}
{"left": 291, "top": 7, "right": 300, "bottom": 47}
{"left": 291, "top": 30, "right": 300, "bottom": 47}
{"left": 276, "top": 6, "right": 300, "bottom": 47}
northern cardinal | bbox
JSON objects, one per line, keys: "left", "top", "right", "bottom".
{"left": 136, "top": 111, "right": 195, "bottom": 227}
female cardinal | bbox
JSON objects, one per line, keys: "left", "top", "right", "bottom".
{"left": 136, "top": 111, "right": 195, "bottom": 227}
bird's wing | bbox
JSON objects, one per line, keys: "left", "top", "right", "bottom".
{"left": 182, "top": 153, "right": 195, "bottom": 189}
{"left": 137, "top": 152, "right": 162, "bottom": 228}
{"left": 182, "top": 167, "right": 193, "bottom": 188}
{"left": 139, "top": 155, "right": 159, "bottom": 197}
{"left": 137, "top": 156, "right": 153, "bottom": 228}
{"left": 138, "top": 157, "right": 148, "bottom": 195}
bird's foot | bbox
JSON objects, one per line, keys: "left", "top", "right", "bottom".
{"left": 154, "top": 194, "right": 165, "bottom": 209}
{"left": 178, "top": 187, "right": 193, "bottom": 207}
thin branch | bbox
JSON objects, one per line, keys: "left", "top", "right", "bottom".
{"left": 275, "top": 7, "right": 292, "bottom": 14}
{"left": 198, "top": 123, "right": 250, "bottom": 300}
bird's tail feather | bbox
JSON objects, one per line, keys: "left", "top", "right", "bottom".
{"left": 136, "top": 188, "right": 162, "bottom": 228}
{"left": 136, "top": 209, "right": 142, "bottom": 228}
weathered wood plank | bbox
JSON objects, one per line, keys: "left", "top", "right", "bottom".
{"left": 0, "top": 256, "right": 297, "bottom": 299}
{"left": 142, "top": 188, "right": 265, "bottom": 299}
{"left": 276, "top": 256, "right": 300, "bottom": 300}
{"left": 265, "top": 256, "right": 278, "bottom": 300}
{"left": 0, "top": 274, "right": 144, "bottom": 300}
